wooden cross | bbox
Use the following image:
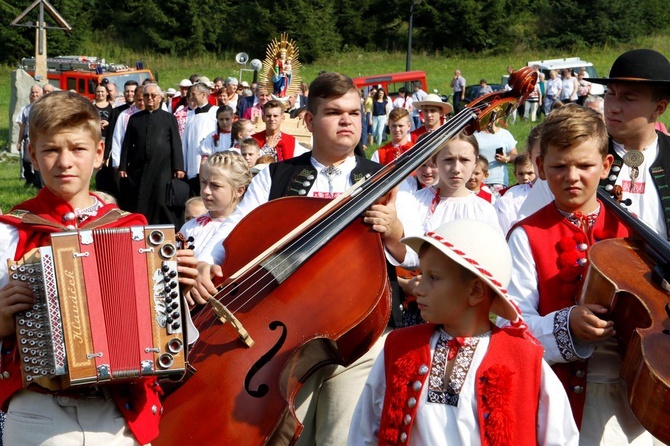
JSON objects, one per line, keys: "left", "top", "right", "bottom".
{"left": 11, "top": 0, "right": 72, "bottom": 81}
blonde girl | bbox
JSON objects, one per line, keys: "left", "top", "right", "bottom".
{"left": 179, "top": 152, "right": 252, "bottom": 258}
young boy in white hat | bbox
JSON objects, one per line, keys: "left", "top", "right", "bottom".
{"left": 410, "top": 93, "right": 453, "bottom": 140}
{"left": 349, "top": 219, "right": 578, "bottom": 445}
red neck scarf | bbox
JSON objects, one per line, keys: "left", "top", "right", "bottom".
{"left": 0, "top": 188, "right": 146, "bottom": 260}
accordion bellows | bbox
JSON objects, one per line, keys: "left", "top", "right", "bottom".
{"left": 10, "top": 225, "right": 187, "bottom": 390}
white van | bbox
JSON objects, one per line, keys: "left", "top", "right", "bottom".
{"left": 527, "top": 57, "right": 605, "bottom": 96}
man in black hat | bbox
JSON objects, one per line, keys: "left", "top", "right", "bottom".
{"left": 588, "top": 49, "right": 669, "bottom": 445}
{"left": 592, "top": 48, "right": 670, "bottom": 241}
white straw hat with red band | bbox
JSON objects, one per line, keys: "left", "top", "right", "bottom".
{"left": 401, "top": 219, "right": 521, "bottom": 323}
{"left": 413, "top": 93, "right": 453, "bottom": 115}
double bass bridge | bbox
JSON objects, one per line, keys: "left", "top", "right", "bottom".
{"left": 208, "top": 297, "right": 255, "bottom": 347}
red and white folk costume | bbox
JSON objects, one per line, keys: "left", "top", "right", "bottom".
{"left": 507, "top": 202, "right": 656, "bottom": 444}
{"left": 349, "top": 220, "right": 578, "bottom": 445}
{"left": 178, "top": 212, "right": 228, "bottom": 260}
{"left": 0, "top": 188, "right": 163, "bottom": 445}
{"left": 494, "top": 182, "right": 533, "bottom": 236}
{"left": 371, "top": 140, "right": 415, "bottom": 165}
{"left": 349, "top": 323, "right": 576, "bottom": 445}
{"left": 198, "top": 129, "right": 234, "bottom": 159}
{"left": 411, "top": 186, "right": 501, "bottom": 234}
{"left": 251, "top": 131, "right": 308, "bottom": 162}
{"left": 473, "top": 184, "right": 496, "bottom": 205}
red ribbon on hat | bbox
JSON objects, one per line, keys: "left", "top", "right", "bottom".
{"left": 426, "top": 232, "right": 507, "bottom": 294}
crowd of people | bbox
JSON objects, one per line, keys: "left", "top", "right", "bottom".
{"left": 2, "top": 48, "right": 670, "bottom": 445}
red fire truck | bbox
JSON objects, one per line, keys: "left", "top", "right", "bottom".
{"left": 352, "top": 70, "right": 428, "bottom": 99}
{"left": 21, "top": 55, "right": 155, "bottom": 100}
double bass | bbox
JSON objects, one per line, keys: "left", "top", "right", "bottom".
{"left": 155, "top": 68, "right": 537, "bottom": 445}
{"left": 579, "top": 189, "right": 670, "bottom": 443}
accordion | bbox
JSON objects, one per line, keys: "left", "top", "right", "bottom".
{"left": 9, "top": 225, "right": 187, "bottom": 390}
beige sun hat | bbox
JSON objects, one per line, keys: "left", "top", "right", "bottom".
{"left": 197, "top": 76, "right": 215, "bottom": 89}
{"left": 413, "top": 93, "right": 454, "bottom": 115}
{"left": 177, "top": 79, "right": 192, "bottom": 88}
{"left": 401, "top": 219, "right": 520, "bottom": 322}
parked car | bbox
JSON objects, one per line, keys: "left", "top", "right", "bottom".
{"left": 527, "top": 57, "right": 605, "bottom": 95}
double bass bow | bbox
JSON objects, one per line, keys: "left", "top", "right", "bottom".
{"left": 155, "top": 68, "right": 537, "bottom": 445}
{"left": 579, "top": 188, "right": 670, "bottom": 443}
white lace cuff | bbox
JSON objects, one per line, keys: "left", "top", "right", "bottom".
{"left": 553, "top": 306, "right": 587, "bottom": 361}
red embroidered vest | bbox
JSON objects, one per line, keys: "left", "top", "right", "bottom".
{"left": 410, "top": 126, "right": 427, "bottom": 141}
{"left": 0, "top": 188, "right": 164, "bottom": 445}
{"left": 252, "top": 131, "right": 297, "bottom": 161}
{"left": 376, "top": 141, "right": 415, "bottom": 165}
{"left": 378, "top": 323, "right": 542, "bottom": 445}
{"left": 516, "top": 201, "right": 629, "bottom": 427}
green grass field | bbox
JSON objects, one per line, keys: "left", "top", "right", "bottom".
{"left": 0, "top": 156, "right": 38, "bottom": 212}
{"left": 2, "top": 35, "right": 670, "bottom": 210}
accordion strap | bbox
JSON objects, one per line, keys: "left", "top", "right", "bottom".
{"left": 1, "top": 208, "right": 134, "bottom": 232}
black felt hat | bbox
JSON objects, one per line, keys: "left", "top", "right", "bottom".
{"left": 590, "top": 49, "right": 670, "bottom": 85}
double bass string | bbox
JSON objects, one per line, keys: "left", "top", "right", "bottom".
{"left": 196, "top": 79, "right": 529, "bottom": 331}
{"left": 195, "top": 103, "right": 489, "bottom": 331}
{"left": 191, "top": 101, "right": 498, "bottom": 340}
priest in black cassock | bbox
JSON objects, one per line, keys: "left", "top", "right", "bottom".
{"left": 119, "top": 83, "right": 185, "bottom": 227}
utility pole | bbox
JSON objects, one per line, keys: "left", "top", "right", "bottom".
{"left": 405, "top": 0, "right": 417, "bottom": 72}
{"left": 35, "top": 1, "right": 47, "bottom": 80}
{"left": 11, "top": 0, "right": 72, "bottom": 81}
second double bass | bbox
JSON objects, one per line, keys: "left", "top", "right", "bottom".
{"left": 156, "top": 69, "right": 537, "bottom": 445}
{"left": 579, "top": 189, "right": 670, "bottom": 443}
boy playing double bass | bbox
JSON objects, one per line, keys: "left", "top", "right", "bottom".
{"left": 189, "top": 72, "right": 421, "bottom": 445}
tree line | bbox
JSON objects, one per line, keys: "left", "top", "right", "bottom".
{"left": 1, "top": 0, "right": 668, "bottom": 65}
